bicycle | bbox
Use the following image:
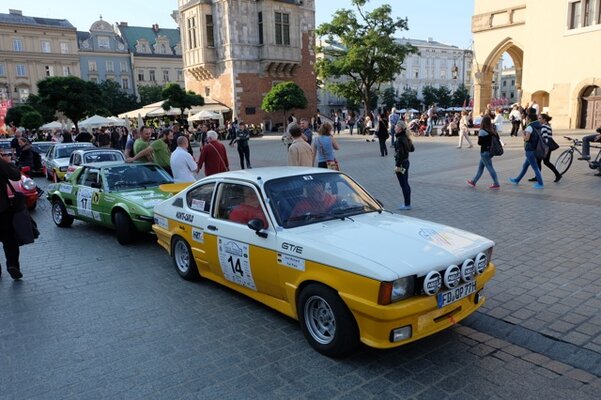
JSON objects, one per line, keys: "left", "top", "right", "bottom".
{"left": 554, "top": 136, "right": 601, "bottom": 175}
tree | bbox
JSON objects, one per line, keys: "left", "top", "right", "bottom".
{"left": 316, "top": 0, "right": 417, "bottom": 117}
{"left": 452, "top": 84, "right": 471, "bottom": 107}
{"left": 5, "top": 105, "right": 36, "bottom": 127}
{"left": 421, "top": 85, "right": 438, "bottom": 108}
{"left": 21, "top": 111, "right": 44, "bottom": 131}
{"left": 161, "top": 83, "right": 204, "bottom": 121}
{"left": 97, "top": 80, "right": 139, "bottom": 116}
{"left": 138, "top": 84, "right": 164, "bottom": 105}
{"left": 398, "top": 87, "right": 420, "bottom": 110}
{"left": 381, "top": 87, "right": 397, "bottom": 110}
{"left": 37, "top": 76, "right": 102, "bottom": 133}
{"left": 26, "top": 95, "right": 55, "bottom": 123}
{"left": 436, "top": 86, "right": 452, "bottom": 108}
{"left": 261, "top": 81, "right": 308, "bottom": 125}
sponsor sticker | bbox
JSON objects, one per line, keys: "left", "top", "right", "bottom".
{"left": 277, "top": 253, "right": 305, "bottom": 271}
{"left": 92, "top": 192, "right": 100, "bottom": 205}
{"left": 192, "top": 228, "right": 204, "bottom": 243}
{"left": 175, "top": 211, "right": 194, "bottom": 223}
{"left": 190, "top": 199, "right": 205, "bottom": 212}
{"left": 59, "top": 184, "right": 72, "bottom": 194}
{"left": 154, "top": 215, "right": 168, "bottom": 229}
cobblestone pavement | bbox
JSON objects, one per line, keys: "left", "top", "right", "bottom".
{"left": 1, "top": 131, "right": 600, "bottom": 399}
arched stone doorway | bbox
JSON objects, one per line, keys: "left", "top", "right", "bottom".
{"left": 473, "top": 38, "right": 524, "bottom": 117}
{"left": 531, "top": 91, "right": 549, "bottom": 112}
{"left": 579, "top": 85, "right": 601, "bottom": 129}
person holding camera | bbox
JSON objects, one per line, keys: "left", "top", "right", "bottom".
{"left": 393, "top": 121, "right": 414, "bottom": 211}
{"left": 0, "top": 152, "right": 23, "bottom": 280}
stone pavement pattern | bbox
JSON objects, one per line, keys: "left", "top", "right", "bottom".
{"left": 0, "top": 132, "right": 600, "bottom": 399}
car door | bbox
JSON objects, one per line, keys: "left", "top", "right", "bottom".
{"left": 204, "top": 182, "right": 284, "bottom": 299}
{"left": 74, "top": 167, "right": 103, "bottom": 223}
{"left": 181, "top": 182, "right": 216, "bottom": 276}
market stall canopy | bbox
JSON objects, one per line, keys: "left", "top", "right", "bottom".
{"left": 107, "top": 116, "right": 127, "bottom": 126}
{"left": 188, "top": 110, "right": 221, "bottom": 121}
{"left": 40, "top": 121, "right": 62, "bottom": 130}
{"left": 118, "top": 101, "right": 165, "bottom": 119}
{"left": 79, "top": 115, "right": 115, "bottom": 129}
{"left": 145, "top": 106, "right": 182, "bottom": 117}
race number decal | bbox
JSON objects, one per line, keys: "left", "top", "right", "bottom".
{"left": 77, "top": 187, "right": 94, "bottom": 218}
{"left": 217, "top": 238, "right": 256, "bottom": 290}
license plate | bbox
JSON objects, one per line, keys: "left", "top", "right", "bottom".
{"left": 437, "top": 280, "right": 477, "bottom": 308}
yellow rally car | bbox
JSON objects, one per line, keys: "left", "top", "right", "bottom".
{"left": 153, "top": 167, "right": 496, "bottom": 357}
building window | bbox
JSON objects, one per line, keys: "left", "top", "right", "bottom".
{"left": 88, "top": 61, "right": 97, "bottom": 72}
{"left": 440, "top": 69, "right": 446, "bottom": 79}
{"left": 177, "top": 69, "right": 183, "bottom": 81}
{"left": 98, "top": 36, "right": 110, "bottom": 49}
{"left": 503, "top": 80, "right": 507, "bottom": 87}
{"left": 149, "top": 70, "right": 156, "bottom": 82}
{"left": 16, "top": 64, "right": 27, "bottom": 77}
{"left": 570, "top": 1, "right": 582, "bottom": 29}
{"left": 138, "top": 70, "right": 145, "bottom": 81}
{"left": 258, "top": 12, "right": 264, "bottom": 45}
{"left": 13, "top": 38, "right": 23, "bottom": 51}
{"left": 187, "top": 17, "right": 198, "bottom": 49}
{"left": 141, "top": 44, "right": 148, "bottom": 53}
{"left": 206, "top": 14, "right": 215, "bottom": 47}
{"left": 163, "top": 70, "right": 170, "bottom": 82}
{"left": 511, "top": 79, "right": 515, "bottom": 86}
{"left": 45, "top": 65, "right": 55, "bottom": 77}
{"left": 583, "top": 0, "right": 594, "bottom": 26}
{"left": 18, "top": 88, "right": 29, "bottom": 102}
{"left": 41, "top": 40, "right": 51, "bottom": 53}
{"left": 0, "top": 64, "right": 5, "bottom": 76}
{"left": 120, "top": 62, "right": 128, "bottom": 72}
{"left": 205, "top": 86, "right": 210, "bottom": 96}
{"left": 60, "top": 42, "right": 69, "bottom": 54}
{"left": 414, "top": 70, "right": 419, "bottom": 79}
{"left": 275, "top": 12, "right": 290, "bottom": 45}
{"left": 122, "top": 77, "right": 130, "bottom": 90}
{"left": 510, "top": 93, "right": 515, "bottom": 99}
{"left": 245, "top": 107, "right": 256, "bottom": 115}
{"left": 63, "top": 66, "right": 71, "bottom": 76}
{"left": 106, "top": 61, "right": 114, "bottom": 73}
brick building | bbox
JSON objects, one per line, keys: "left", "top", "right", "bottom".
{"left": 177, "top": 0, "right": 317, "bottom": 129}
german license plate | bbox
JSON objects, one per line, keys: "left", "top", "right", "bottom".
{"left": 437, "top": 280, "right": 477, "bottom": 308}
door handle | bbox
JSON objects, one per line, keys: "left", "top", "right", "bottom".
{"left": 207, "top": 225, "right": 218, "bottom": 231}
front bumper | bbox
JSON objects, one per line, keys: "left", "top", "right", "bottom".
{"left": 341, "top": 263, "right": 496, "bottom": 349}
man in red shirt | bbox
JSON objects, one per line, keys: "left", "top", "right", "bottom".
{"left": 197, "top": 130, "right": 229, "bottom": 176}
{"left": 228, "top": 186, "right": 268, "bottom": 227}
{"left": 290, "top": 181, "right": 336, "bottom": 218}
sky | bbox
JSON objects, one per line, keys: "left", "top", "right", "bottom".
{"left": 0, "top": 0, "right": 475, "bottom": 49}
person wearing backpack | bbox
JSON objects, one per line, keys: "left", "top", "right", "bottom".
{"left": 467, "top": 115, "right": 500, "bottom": 190}
{"left": 527, "top": 113, "right": 561, "bottom": 183}
{"left": 508, "top": 109, "right": 544, "bottom": 189}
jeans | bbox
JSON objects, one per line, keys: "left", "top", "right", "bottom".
{"left": 395, "top": 160, "right": 411, "bottom": 206}
{"left": 426, "top": 118, "right": 434, "bottom": 135}
{"left": 0, "top": 209, "right": 20, "bottom": 271}
{"left": 348, "top": 124, "right": 354, "bottom": 135}
{"left": 472, "top": 151, "right": 499, "bottom": 186}
{"left": 390, "top": 128, "right": 396, "bottom": 146}
{"left": 237, "top": 145, "right": 251, "bottom": 169}
{"left": 378, "top": 137, "right": 388, "bottom": 156}
{"left": 515, "top": 150, "right": 543, "bottom": 184}
{"left": 535, "top": 149, "right": 561, "bottom": 179}
{"left": 582, "top": 134, "right": 599, "bottom": 158}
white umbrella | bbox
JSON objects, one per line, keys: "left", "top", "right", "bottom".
{"left": 137, "top": 113, "right": 144, "bottom": 129}
{"left": 107, "top": 116, "right": 126, "bottom": 126}
{"left": 408, "top": 108, "right": 419, "bottom": 113}
{"left": 79, "top": 115, "right": 115, "bottom": 129}
{"left": 40, "top": 121, "right": 62, "bottom": 130}
{"left": 188, "top": 110, "right": 221, "bottom": 121}
{"left": 146, "top": 106, "right": 182, "bottom": 117}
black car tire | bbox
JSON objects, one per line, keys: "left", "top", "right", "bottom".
{"left": 51, "top": 199, "right": 74, "bottom": 227}
{"left": 172, "top": 236, "right": 199, "bottom": 280}
{"left": 114, "top": 211, "right": 135, "bottom": 245}
{"left": 297, "top": 283, "right": 359, "bottom": 357}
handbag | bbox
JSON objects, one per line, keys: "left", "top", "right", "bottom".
{"left": 317, "top": 137, "right": 340, "bottom": 171}
{"left": 7, "top": 181, "right": 39, "bottom": 246}
{"left": 489, "top": 132, "right": 504, "bottom": 157}
{"left": 546, "top": 136, "right": 560, "bottom": 151}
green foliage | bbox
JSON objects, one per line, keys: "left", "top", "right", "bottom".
{"left": 5, "top": 105, "right": 35, "bottom": 127}
{"left": 421, "top": 85, "right": 438, "bottom": 108}
{"left": 381, "top": 87, "right": 397, "bottom": 110}
{"left": 436, "top": 86, "right": 452, "bottom": 108}
{"left": 398, "top": 87, "right": 420, "bottom": 110}
{"left": 97, "top": 80, "right": 139, "bottom": 116}
{"left": 20, "top": 111, "right": 44, "bottom": 130}
{"left": 25, "top": 95, "right": 55, "bottom": 123}
{"left": 161, "top": 83, "right": 204, "bottom": 119}
{"left": 316, "top": 0, "right": 417, "bottom": 117}
{"left": 452, "top": 84, "right": 471, "bottom": 107}
{"left": 37, "top": 76, "right": 102, "bottom": 133}
{"left": 261, "top": 81, "right": 308, "bottom": 120}
{"left": 138, "top": 84, "right": 164, "bottom": 105}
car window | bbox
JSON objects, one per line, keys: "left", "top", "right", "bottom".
{"left": 215, "top": 183, "right": 268, "bottom": 227}
{"left": 104, "top": 164, "right": 172, "bottom": 191}
{"left": 77, "top": 168, "right": 88, "bottom": 185}
{"left": 84, "top": 151, "right": 124, "bottom": 163}
{"left": 82, "top": 169, "right": 99, "bottom": 187}
{"left": 57, "top": 145, "right": 91, "bottom": 158}
{"left": 186, "top": 183, "right": 215, "bottom": 213}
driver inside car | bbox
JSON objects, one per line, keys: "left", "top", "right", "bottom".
{"left": 290, "top": 181, "right": 337, "bottom": 218}
{"left": 228, "top": 186, "right": 269, "bottom": 227}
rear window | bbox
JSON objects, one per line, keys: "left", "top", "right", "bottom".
{"left": 83, "top": 151, "right": 125, "bottom": 163}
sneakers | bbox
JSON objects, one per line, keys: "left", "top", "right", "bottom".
{"left": 578, "top": 156, "right": 590, "bottom": 160}
{"left": 508, "top": 178, "right": 519, "bottom": 184}
{"left": 532, "top": 183, "right": 544, "bottom": 189}
{"left": 467, "top": 179, "right": 476, "bottom": 188}
{"left": 489, "top": 184, "right": 500, "bottom": 190}
{"left": 554, "top": 175, "right": 562, "bottom": 183}
{"left": 7, "top": 267, "right": 22, "bottom": 280}
{"left": 398, "top": 205, "right": 412, "bottom": 210}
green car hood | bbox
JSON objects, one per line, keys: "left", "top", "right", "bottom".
{"left": 111, "top": 188, "right": 172, "bottom": 210}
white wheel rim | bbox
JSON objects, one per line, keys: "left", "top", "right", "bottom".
{"left": 52, "top": 203, "right": 63, "bottom": 224}
{"left": 174, "top": 240, "right": 190, "bottom": 273}
{"left": 304, "top": 295, "right": 336, "bottom": 345}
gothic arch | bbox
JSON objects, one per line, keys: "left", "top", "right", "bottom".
{"left": 571, "top": 77, "right": 601, "bottom": 128}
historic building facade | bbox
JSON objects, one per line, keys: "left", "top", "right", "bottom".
{"left": 178, "top": 0, "right": 317, "bottom": 127}
{"left": 77, "top": 19, "right": 135, "bottom": 95}
{"left": 0, "top": 9, "right": 80, "bottom": 104}
{"left": 473, "top": 0, "right": 601, "bottom": 129}
{"left": 116, "top": 22, "right": 184, "bottom": 97}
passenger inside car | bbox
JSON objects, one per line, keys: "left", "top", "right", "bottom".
{"left": 227, "top": 186, "right": 268, "bottom": 227}
{"left": 290, "top": 181, "right": 337, "bottom": 218}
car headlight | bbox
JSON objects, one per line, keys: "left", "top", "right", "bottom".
{"left": 59, "top": 166, "right": 68, "bottom": 172}
{"left": 22, "top": 178, "right": 36, "bottom": 191}
{"left": 378, "top": 276, "right": 415, "bottom": 305}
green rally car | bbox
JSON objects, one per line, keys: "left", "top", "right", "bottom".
{"left": 47, "top": 161, "right": 174, "bottom": 245}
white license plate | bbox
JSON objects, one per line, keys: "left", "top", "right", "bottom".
{"left": 437, "top": 280, "right": 477, "bottom": 308}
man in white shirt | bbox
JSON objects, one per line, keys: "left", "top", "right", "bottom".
{"left": 170, "top": 136, "right": 197, "bottom": 183}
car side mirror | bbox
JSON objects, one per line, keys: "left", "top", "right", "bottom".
{"left": 91, "top": 182, "right": 102, "bottom": 190}
{"left": 247, "top": 219, "right": 267, "bottom": 238}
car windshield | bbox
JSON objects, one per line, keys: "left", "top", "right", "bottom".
{"left": 264, "top": 172, "right": 381, "bottom": 228}
{"left": 104, "top": 164, "right": 173, "bottom": 191}
{"left": 83, "top": 151, "right": 125, "bottom": 164}
{"left": 56, "top": 145, "right": 92, "bottom": 158}
{"left": 32, "top": 143, "right": 52, "bottom": 153}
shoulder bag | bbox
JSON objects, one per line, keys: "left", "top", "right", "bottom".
{"left": 7, "top": 181, "right": 39, "bottom": 246}
{"left": 317, "top": 137, "right": 339, "bottom": 171}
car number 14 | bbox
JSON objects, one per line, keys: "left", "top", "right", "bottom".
{"left": 437, "top": 280, "right": 477, "bottom": 308}
{"left": 217, "top": 238, "right": 257, "bottom": 291}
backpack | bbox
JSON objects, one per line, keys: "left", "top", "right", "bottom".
{"left": 489, "top": 132, "right": 504, "bottom": 156}
{"left": 532, "top": 127, "right": 549, "bottom": 159}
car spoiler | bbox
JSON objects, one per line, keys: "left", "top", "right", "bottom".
{"left": 159, "top": 182, "right": 193, "bottom": 195}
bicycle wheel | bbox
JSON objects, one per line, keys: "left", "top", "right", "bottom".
{"left": 555, "top": 149, "right": 573, "bottom": 175}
